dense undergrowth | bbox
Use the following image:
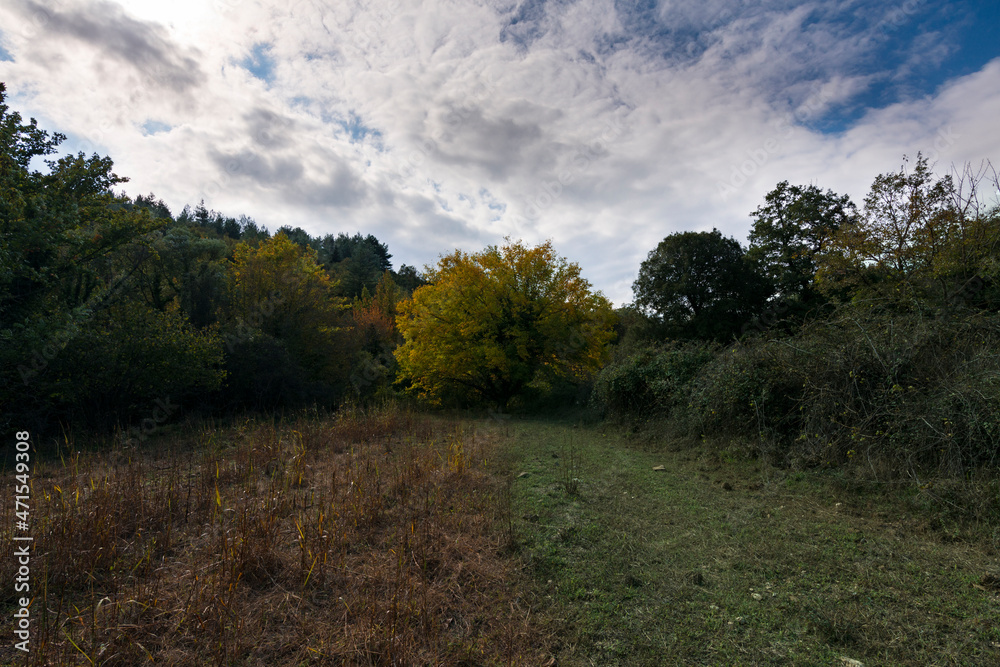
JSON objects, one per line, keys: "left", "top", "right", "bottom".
{"left": 592, "top": 308, "right": 1000, "bottom": 522}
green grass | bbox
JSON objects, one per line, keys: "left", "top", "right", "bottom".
{"left": 498, "top": 419, "right": 1000, "bottom": 666}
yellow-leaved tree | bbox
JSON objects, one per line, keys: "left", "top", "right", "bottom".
{"left": 225, "top": 232, "right": 350, "bottom": 404}
{"left": 394, "top": 239, "right": 616, "bottom": 408}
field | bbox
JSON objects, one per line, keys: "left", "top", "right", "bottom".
{"left": 4, "top": 408, "right": 1000, "bottom": 665}
{"left": 1, "top": 408, "right": 541, "bottom": 665}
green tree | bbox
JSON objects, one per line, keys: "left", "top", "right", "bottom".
{"left": 633, "top": 229, "right": 769, "bottom": 341}
{"left": 1, "top": 83, "right": 187, "bottom": 432}
{"left": 47, "top": 301, "right": 225, "bottom": 427}
{"left": 130, "top": 224, "right": 229, "bottom": 327}
{"left": 394, "top": 240, "right": 616, "bottom": 408}
{"left": 393, "top": 264, "right": 426, "bottom": 295}
{"left": 816, "top": 154, "right": 1000, "bottom": 310}
{"left": 224, "top": 233, "right": 349, "bottom": 402}
{"left": 320, "top": 232, "right": 393, "bottom": 298}
{"left": 748, "top": 181, "right": 855, "bottom": 306}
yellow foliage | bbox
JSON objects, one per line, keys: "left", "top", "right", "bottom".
{"left": 394, "top": 239, "right": 616, "bottom": 407}
{"left": 228, "top": 233, "right": 348, "bottom": 379}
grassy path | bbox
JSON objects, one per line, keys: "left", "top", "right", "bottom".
{"left": 497, "top": 419, "right": 1000, "bottom": 666}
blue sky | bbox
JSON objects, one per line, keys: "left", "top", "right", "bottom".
{"left": 239, "top": 42, "right": 277, "bottom": 85}
{"left": 1, "top": 0, "right": 998, "bottom": 304}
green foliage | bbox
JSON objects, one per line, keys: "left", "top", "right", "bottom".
{"left": 326, "top": 235, "right": 393, "bottom": 298}
{"left": 633, "top": 229, "right": 770, "bottom": 341}
{"left": 47, "top": 301, "right": 225, "bottom": 425}
{"left": 591, "top": 342, "right": 717, "bottom": 420}
{"left": 609, "top": 304, "right": 670, "bottom": 354}
{"left": 817, "top": 154, "right": 1000, "bottom": 311}
{"left": 785, "top": 308, "right": 1000, "bottom": 473}
{"left": 0, "top": 83, "right": 423, "bottom": 433}
{"left": 682, "top": 340, "right": 804, "bottom": 460}
{"left": 607, "top": 307, "right": 1000, "bottom": 476}
{"left": 224, "top": 233, "right": 350, "bottom": 402}
{"left": 612, "top": 157, "right": 1000, "bottom": 488}
{"left": 0, "top": 83, "right": 216, "bottom": 433}
{"left": 393, "top": 263, "right": 427, "bottom": 295}
{"left": 747, "top": 180, "right": 855, "bottom": 307}
{"left": 348, "top": 272, "right": 404, "bottom": 401}
{"left": 131, "top": 224, "right": 229, "bottom": 326}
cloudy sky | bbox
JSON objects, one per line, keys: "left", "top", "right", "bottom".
{"left": 1, "top": 0, "right": 999, "bottom": 304}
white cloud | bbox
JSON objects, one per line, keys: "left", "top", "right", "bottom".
{"left": 0, "top": 0, "right": 997, "bottom": 305}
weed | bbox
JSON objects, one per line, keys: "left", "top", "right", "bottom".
{"left": 0, "top": 406, "right": 547, "bottom": 665}
{"left": 560, "top": 434, "right": 582, "bottom": 496}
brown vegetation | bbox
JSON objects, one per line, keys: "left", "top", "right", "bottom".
{"left": 1, "top": 407, "right": 543, "bottom": 665}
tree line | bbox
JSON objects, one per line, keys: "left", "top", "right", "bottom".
{"left": 1, "top": 81, "right": 611, "bottom": 441}
{"left": 5, "top": 77, "right": 1000, "bottom": 490}
{"left": 0, "top": 83, "right": 424, "bottom": 440}
{"left": 602, "top": 155, "right": 1000, "bottom": 491}
{"left": 629, "top": 157, "right": 999, "bottom": 342}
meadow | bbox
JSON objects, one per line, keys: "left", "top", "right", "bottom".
{"left": 4, "top": 407, "right": 999, "bottom": 665}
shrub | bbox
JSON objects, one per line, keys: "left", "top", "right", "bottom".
{"left": 602, "top": 306, "right": 1000, "bottom": 484}
{"left": 792, "top": 309, "right": 1000, "bottom": 474}
{"left": 591, "top": 342, "right": 717, "bottom": 421}
{"left": 682, "top": 340, "right": 805, "bottom": 462}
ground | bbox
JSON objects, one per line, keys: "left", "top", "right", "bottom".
{"left": 5, "top": 410, "right": 999, "bottom": 665}
{"left": 499, "top": 418, "right": 1000, "bottom": 666}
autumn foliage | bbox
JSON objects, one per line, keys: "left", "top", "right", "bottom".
{"left": 394, "top": 240, "right": 616, "bottom": 408}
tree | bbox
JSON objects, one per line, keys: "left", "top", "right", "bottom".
{"left": 320, "top": 232, "right": 394, "bottom": 297}
{"left": 393, "top": 264, "right": 426, "bottom": 294}
{"left": 394, "top": 240, "right": 616, "bottom": 408}
{"left": 348, "top": 271, "right": 403, "bottom": 399}
{"left": 48, "top": 300, "right": 225, "bottom": 427}
{"left": 131, "top": 193, "right": 172, "bottom": 219}
{"left": 748, "top": 181, "right": 855, "bottom": 306}
{"left": 224, "top": 232, "right": 350, "bottom": 402}
{"left": 816, "top": 154, "right": 1000, "bottom": 310}
{"left": 0, "top": 82, "right": 222, "bottom": 432}
{"left": 237, "top": 215, "right": 269, "bottom": 244}
{"left": 130, "top": 224, "right": 229, "bottom": 327}
{"left": 353, "top": 271, "right": 402, "bottom": 355}
{"left": 276, "top": 225, "right": 315, "bottom": 249}
{"left": 633, "top": 229, "right": 769, "bottom": 341}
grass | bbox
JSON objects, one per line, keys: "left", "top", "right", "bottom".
{"left": 4, "top": 408, "right": 999, "bottom": 665}
{"left": 0, "top": 405, "right": 543, "bottom": 666}
{"left": 500, "top": 419, "right": 1000, "bottom": 666}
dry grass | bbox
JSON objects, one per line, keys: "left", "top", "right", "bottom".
{"left": 1, "top": 405, "right": 544, "bottom": 666}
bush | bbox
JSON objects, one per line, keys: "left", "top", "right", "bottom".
{"left": 591, "top": 342, "right": 717, "bottom": 421}
{"left": 600, "top": 307, "right": 1000, "bottom": 483}
{"left": 790, "top": 309, "right": 1000, "bottom": 474}
{"left": 682, "top": 340, "right": 805, "bottom": 462}
{"left": 44, "top": 301, "right": 224, "bottom": 431}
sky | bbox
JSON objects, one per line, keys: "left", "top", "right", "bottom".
{"left": 1, "top": 0, "right": 999, "bottom": 305}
